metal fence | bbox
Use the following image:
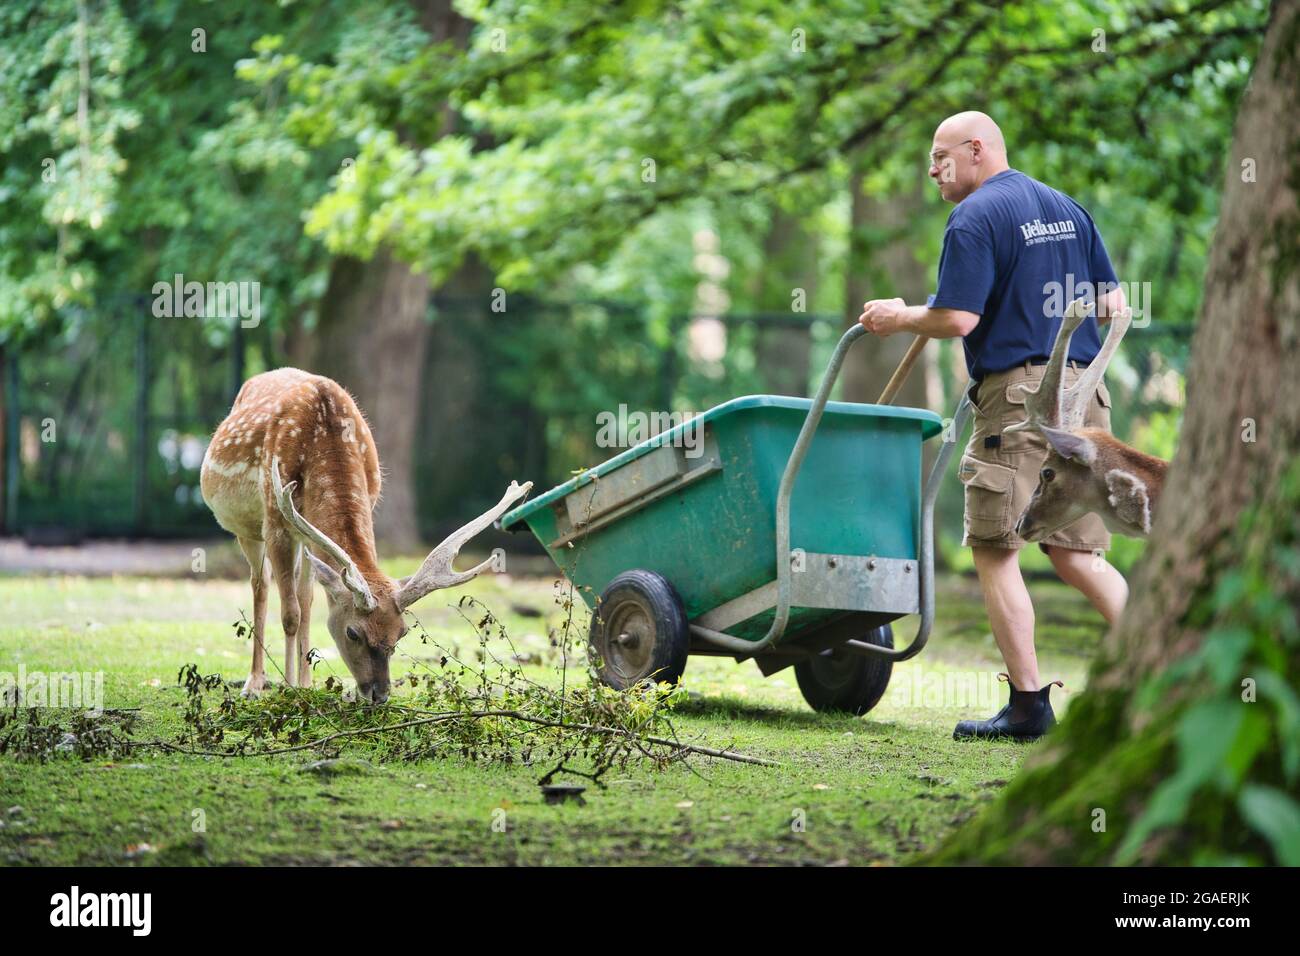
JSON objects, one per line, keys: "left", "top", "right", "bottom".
{"left": 0, "top": 294, "right": 1192, "bottom": 542}
{"left": 3, "top": 296, "right": 248, "bottom": 540}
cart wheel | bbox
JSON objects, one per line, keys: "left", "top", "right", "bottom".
{"left": 589, "top": 570, "right": 690, "bottom": 690}
{"left": 794, "top": 624, "right": 894, "bottom": 715}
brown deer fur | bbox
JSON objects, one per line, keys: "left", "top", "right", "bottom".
{"left": 1017, "top": 425, "right": 1168, "bottom": 541}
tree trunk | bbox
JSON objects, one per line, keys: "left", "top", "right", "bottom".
{"left": 312, "top": 251, "right": 431, "bottom": 552}
{"left": 929, "top": 0, "right": 1300, "bottom": 865}
{"left": 412, "top": 256, "right": 497, "bottom": 536}
{"left": 842, "top": 167, "right": 935, "bottom": 409}
{"left": 752, "top": 208, "right": 815, "bottom": 396}
{"left": 307, "top": 0, "right": 472, "bottom": 553}
{"left": 0, "top": 346, "right": 7, "bottom": 535}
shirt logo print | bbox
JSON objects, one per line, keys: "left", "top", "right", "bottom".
{"left": 1018, "top": 218, "right": 1078, "bottom": 246}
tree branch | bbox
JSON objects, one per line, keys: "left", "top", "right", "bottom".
{"left": 135, "top": 709, "right": 781, "bottom": 767}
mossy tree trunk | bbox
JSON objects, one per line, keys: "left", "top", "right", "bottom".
{"left": 930, "top": 0, "right": 1300, "bottom": 866}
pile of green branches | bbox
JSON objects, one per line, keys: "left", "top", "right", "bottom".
{"left": 1, "top": 595, "right": 772, "bottom": 782}
{"left": 0, "top": 705, "right": 138, "bottom": 763}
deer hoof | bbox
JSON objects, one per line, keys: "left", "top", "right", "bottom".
{"left": 241, "top": 674, "right": 267, "bottom": 697}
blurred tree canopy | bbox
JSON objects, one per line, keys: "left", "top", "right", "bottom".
{"left": 0, "top": 0, "right": 1269, "bottom": 545}
{"left": 254, "top": 0, "right": 1263, "bottom": 295}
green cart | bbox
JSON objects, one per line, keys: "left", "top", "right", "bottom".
{"left": 500, "top": 326, "right": 972, "bottom": 714}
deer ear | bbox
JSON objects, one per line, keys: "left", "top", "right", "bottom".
{"left": 306, "top": 552, "right": 349, "bottom": 601}
{"left": 1039, "top": 426, "right": 1096, "bottom": 464}
{"left": 1105, "top": 469, "right": 1152, "bottom": 534}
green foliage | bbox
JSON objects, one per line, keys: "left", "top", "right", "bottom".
{"left": 2, "top": 1, "right": 1264, "bottom": 332}
{"left": 0, "top": 704, "right": 138, "bottom": 762}
{"left": 234, "top": 0, "right": 1264, "bottom": 297}
{"left": 0, "top": 1, "right": 1265, "bottom": 540}
{"left": 0, "top": 0, "right": 340, "bottom": 342}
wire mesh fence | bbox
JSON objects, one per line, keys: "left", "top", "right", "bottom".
{"left": 3, "top": 296, "right": 245, "bottom": 540}
{"left": 1, "top": 295, "right": 1192, "bottom": 542}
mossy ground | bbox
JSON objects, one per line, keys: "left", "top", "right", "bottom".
{"left": 0, "top": 564, "right": 1106, "bottom": 865}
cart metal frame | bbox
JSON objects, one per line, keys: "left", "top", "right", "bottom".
{"left": 684, "top": 324, "right": 971, "bottom": 663}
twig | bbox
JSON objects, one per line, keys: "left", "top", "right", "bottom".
{"left": 133, "top": 708, "right": 779, "bottom": 766}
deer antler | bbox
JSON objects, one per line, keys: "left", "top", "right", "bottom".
{"left": 397, "top": 480, "right": 534, "bottom": 610}
{"left": 270, "top": 456, "right": 377, "bottom": 612}
{"left": 1058, "top": 306, "right": 1132, "bottom": 430}
{"left": 1005, "top": 297, "right": 1131, "bottom": 434}
{"left": 1004, "top": 296, "right": 1092, "bottom": 434}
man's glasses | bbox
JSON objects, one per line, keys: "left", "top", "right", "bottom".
{"left": 929, "top": 139, "right": 973, "bottom": 167}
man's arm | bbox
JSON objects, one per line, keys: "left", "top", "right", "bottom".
{"left": 1088, "top": 214, "right": 1124, "bottom": 325}
{"left": 858, "top": 298, "right": 979, "bottom": 338}
{"left": 1097, "top": 283, "right": 1127, "bottom": 325}
{"left": 863, "top": 223, "right": 990, "bottom": 340}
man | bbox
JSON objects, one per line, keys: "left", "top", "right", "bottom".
{"left": 858, "top": 111, "right": 1129, "bottom": 742}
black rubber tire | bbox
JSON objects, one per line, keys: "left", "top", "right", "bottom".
{"left": 794, "top": 624, "right": 895, "bottom": 715}
{"left": 589, "top": 570, "right": 690, "bottom": 689}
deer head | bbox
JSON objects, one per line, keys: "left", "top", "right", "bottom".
{"left": 1008, "top": 297, "right": 1165, "bottom": 541}
{"left": 271, "top": 462, "right": 531, "bottom": 701}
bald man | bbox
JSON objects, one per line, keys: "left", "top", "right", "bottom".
{"left": 858, "top": 111, "right": 1129, "bottom": 742}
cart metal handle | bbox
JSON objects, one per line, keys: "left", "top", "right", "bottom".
{"left": 690, "top": 325, "right": 971, "bottom": 660}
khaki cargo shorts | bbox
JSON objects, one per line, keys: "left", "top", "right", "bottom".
{"left": 958, "top": 360, "right": 1112, "bottom": 553}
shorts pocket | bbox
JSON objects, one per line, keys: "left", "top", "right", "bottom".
{"left": 1089, "top": 381, "right": 1113, "bottom": 429}
{"left": 997, "top": 381, "right": 1045, "bottom": 457}
{"left": 1004, "top": 379, "right": 1040, "bottom": 409}
{"left": 958, "top": 455, "right": 1016, "bottom": 540}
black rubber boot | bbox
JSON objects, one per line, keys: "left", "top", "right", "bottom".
{"left": 953, "top": 676, "right": 1062, "bottom": 741}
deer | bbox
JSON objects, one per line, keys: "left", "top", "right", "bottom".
{"left": 1008, "top": 297, "right": 1168, "bottom": 542}
{"left": 199, "top": 368, "right": 531, "bottom": 703}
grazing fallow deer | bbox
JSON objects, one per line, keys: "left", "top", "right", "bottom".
{"left": 200, "top": 368, "right": 531, "bottom": 703}
{"left": 1009, "top": 297, "right": 1168, "bottom": 541}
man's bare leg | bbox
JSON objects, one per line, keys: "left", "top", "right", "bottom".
{"left": 971, "top": 545, "right": 1040, "bottom": 691}
{"left": 1044, "top": 545, "right": 1129, "bottom": 625}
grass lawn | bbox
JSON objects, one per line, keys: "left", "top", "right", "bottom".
{"left": 0, "top": 564, "right": 1107, "bottom": 866}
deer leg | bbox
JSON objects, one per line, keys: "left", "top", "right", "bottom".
{"left": 294, "top": 544, "right": 314, "bottom": 688}
{"left": 238, "top": 536, "right": 269, "bottom": 697}
{"left": 266, "top": 529, "right": 301, "bottom": 689}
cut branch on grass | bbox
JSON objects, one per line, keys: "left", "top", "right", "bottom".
{"left": 0, "top": 579, "right": 777, "bottom": 780}
{"left": 1, "top": 512, "right": 773, "bottom": 781}
{"left": 131, "top": 707, "right": 778, "bottom": 767}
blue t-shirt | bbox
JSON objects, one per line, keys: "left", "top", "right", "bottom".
{"left": 927, "top": 169, "right": 1119, "bottom": 379}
